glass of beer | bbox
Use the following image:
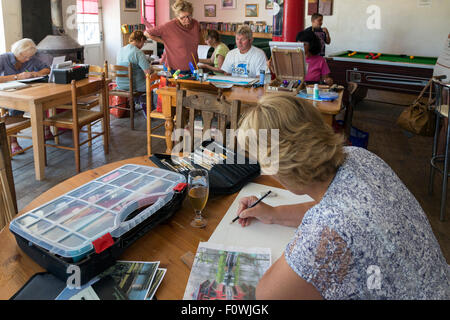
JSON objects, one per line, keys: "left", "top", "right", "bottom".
{"left": 187, "top": 169, "right": 209, "bottom": 228}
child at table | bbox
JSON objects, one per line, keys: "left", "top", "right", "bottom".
{"left": 303, "top": 13, "right": 331, "bottom": 56}
{"left": 297, "top": 30, "right": 333, "bottom": 85}
{"left": 267, "top": 30, "right": 333, "bottom": 85}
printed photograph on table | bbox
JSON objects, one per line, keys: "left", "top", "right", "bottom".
{"left": 245, "top": 4, "right": 258, "bottom": 17}
{"left": 146, "top": 268, "right": 167, "bottom": 300}
{"left": 204, "top": 4, "right": 216, "bottom": 17}
{"left": 265, "top": 0, "right": 273, "bottom": 9}
{"left": 124, "top": 0, "right": 138, "bottom": 11}
{"left": 220, "top": 0, "right": 236, "bottom": 9}
{"left": 183, "top": 242, "right": 271, "bottom": 300}
{"left": 98, "top": 261, "right": 160, "bottom": 300}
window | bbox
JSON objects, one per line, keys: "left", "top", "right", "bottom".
{"left": 77, "top": 0, "right": 100, "bottom": 45}
{"left": 141, "top": 0, "right": 155, "bottom": 26}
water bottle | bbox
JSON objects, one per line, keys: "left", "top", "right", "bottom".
{"left": 259, "top": 69, "right": 265, "bottom": 85}
{"left": 264, "top": 71, "right": 271, "bottom": 85}
{"left": 313, "top": 84, "right": 319, "bottom": 100}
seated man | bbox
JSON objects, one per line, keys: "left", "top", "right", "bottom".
{"left": 220, "top": 25, "right": 268, "bottom": 78}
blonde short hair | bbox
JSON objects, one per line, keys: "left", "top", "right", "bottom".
{"left": 238, "top": 94, "right": 346, "bottom": 187}
{"left": 129, "top": 30, "right": 147, "bottom": 43}
{"left": 11, "top": 38, "right": 37, "bottom": 58}
{"left": 172, "top": 0, "right": 193, "bottom": 16}
{"left": 236, "top": 25, "right": 253, "bottom": 41}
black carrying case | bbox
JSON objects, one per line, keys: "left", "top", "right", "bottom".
{"left": 53, "top": 64, "right": 89, "bottom": 84}
{"left": 11, "top": 185, "right": 187, "bottom": 286}
{"left": 150, "top": 140, "right": 260, "bottom": 196}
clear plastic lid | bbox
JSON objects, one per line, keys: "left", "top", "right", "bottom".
{"left": 10, "top": 165, "right": 185, "bottom": 260}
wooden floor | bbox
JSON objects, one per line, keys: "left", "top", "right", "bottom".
{"left": 10, "top": 99, "right": 450, "bottom": 263}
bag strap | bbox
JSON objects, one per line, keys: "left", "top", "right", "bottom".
{"left": 413, "top": 79, "right": 433, "bottom": 105}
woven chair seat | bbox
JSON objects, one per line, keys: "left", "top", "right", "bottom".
{"left": 0, "top": 116, "right": 31, "bottom": 133}
{"left": 44, "top": 109, "right": 103, "bottom": 127}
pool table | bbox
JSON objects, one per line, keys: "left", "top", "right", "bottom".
{"left": 326, "top": 51, "right": 438, "bottom": 95}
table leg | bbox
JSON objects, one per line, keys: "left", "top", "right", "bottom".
{"left": 162, "top": 95, "right": 174, "bottom": 154}
{"left": 30, "top": 102, "right": 45, "bottom": 181}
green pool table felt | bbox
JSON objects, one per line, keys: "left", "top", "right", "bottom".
{"left": 335, "top": 51, "right": 437, "bottom": 65}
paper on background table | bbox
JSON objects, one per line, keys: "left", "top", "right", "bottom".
{"left": 207, "top": 75, "right": 258, "bottom": 86}
{"left": 197, "top": 45, "right": 210, "bottom": 59}
{"left": 208, "top": 182, "right": 314, "bottom": 261}
{"left": 17, "top": 76, "right": 46, "bottom": 83}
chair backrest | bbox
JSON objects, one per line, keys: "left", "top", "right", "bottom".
{"left": 0, "top": 122, "right": 17, "bottom": 230}
{"left": 109, "top": 63, "right": 133, "bottom": 93}
{"left": 145, "top": 72, "right": 160, "bottom": 108}
{"left": 69, "top": 75, "right": 107, "bottom": 123}
{"left": 175, "top": 89, "right": 241, "bottom": 153}
{"left": 89, "top": 61, "right": 109, "bottom": 78}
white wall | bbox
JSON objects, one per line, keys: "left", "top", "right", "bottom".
{"left": 306, "top": 0, "right": 450, "bottom": 57}
{"left": 1, "top": 0, "right": 22, "bottom": 52}
{"left": 191, "top": 0, "right": 274, "bottom": 25}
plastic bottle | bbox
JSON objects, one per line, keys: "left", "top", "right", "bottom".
{"left": 313, "top": 83, "right": 319, "bottom": 100}
{"left": 264, "top": 71, "right": 271, "bottom": 85}
{"left": 259, "top": 70, "right": 265, "bottom": 85}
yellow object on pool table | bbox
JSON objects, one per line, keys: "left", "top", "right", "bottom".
{"left": 410, "top": 56, "right": 414, "bottom": 59}
{"left": 348, "top": 51, "right": 357, "bottom": 57}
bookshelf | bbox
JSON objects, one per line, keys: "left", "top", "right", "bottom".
{"left": 200, "top": 22, "right": 273, "bottom": 39}
{"left": 218, "top": 30, "right": 272, "bottom": 39}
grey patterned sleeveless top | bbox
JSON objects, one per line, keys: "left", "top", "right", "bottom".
{"left": 285, "top": 147, "right": 450, "bottom": 299}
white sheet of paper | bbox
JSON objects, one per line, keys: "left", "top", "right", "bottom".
{"left": 0, "top": 81, "right": 29, "bottom": 91}
{"left": 52, "top": 56, "right": 66, "bottom": 66}
{"left": 208, "top": 182, "right": 314, "bottom": 262}
{"left": 207, "top": 75, "right": 258, "bottom": 86}
{"left": 197, "top": 45, "right": 210, "bottom": 59}
{"left": 17, "top": 76, "right": 45, "bottom": 83}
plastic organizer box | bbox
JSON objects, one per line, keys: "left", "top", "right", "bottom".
{"left": 10, "top": 164, "right": 186, "bottom": 263}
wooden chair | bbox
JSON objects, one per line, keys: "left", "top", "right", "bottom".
{"left": 108, "top": 63, "right": 145, "bottom": 130}
{"left": 344, "top": 82, "right": 367, "bottom": 140}
{"left": 0, "top": 115, "right": 32, "bottom": 157}
{"left": 55, "top": 62, "right": 110, "bottom": 146}
{"left": 146, "top": 72, "right": 164, "bottom": 156}
{"left": 0, "top": 122, "right": 18, "bottom": 230}
{"left": 43, "top": 76, "right": 109, "bottom": 173}
{"left": 175, "top": 89, "right": 241, "bottom": 154}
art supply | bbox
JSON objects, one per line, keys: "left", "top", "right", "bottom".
{"left": 188, "top": 62, "right": 195, "bottom": 74}
{"left": 211, "top": 141, "right": 236, "bottom": 156}
{"left": 231, "top": 190, "right": 272, "bottom": 224}
{"left": 191, "top": 53, "right": 198, "bottom": 69}
{"left": 313, "top": 83, "right": 319, "bottom": 100}
{"left": 198, "top": 68, "right": 204, "bottom": 82}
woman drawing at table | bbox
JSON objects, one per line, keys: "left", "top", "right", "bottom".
{"left": 143, "top": 0, "right": 203, "bottom": 74}
{"left": 197, "top": 30, "right": 229, "bottom": 75}
{"left": 236, "top": 94, "right": 449, "bottom": 299}
{"left": 0, "top": 38, "right": 51, "bottom": 154}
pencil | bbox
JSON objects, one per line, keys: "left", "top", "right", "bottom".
{"left": 231, "top": 190, "right": 272, "bottom": 224}
{"left": 191, "top": 53, "right": 198, "bottom": 69}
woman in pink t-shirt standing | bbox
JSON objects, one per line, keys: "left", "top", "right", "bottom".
{"left": 143, "top": 0, "right": 202, "bottom": 73}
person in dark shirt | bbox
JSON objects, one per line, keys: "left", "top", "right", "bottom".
{"left": 301, "top": 13, "right": 331, "bottom": 56}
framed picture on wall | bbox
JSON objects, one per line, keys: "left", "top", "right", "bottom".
{"left": 221, "top": 0, "right": 236, "bottom": 9}
{"left": 204, "top": 4, "right": 216, "bottom": 17}
{"left": 265, "top": 0, "right": 274, "bottom": 9}
{"left": 124, "top": 0, "right": 138, "bottom": 11}
{"left": 245, "top": 4, "right": 258, "bottom": 17}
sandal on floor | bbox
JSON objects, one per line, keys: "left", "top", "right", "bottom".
{"left": 11, "top": 144, "right": 24, "bottom": 155}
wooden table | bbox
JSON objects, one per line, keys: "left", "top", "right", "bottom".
{"left": 0, "top": 78, "right": 108, "bottom": 181}
{"left": 154, "top": 79, "right": 343, "bottom": 154}
{"left": 0, "top": 156, "right": 282, "bottom": 300}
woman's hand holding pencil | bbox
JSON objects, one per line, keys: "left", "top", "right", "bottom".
{"left": 232, "top": 191, "right": 274, "bottom": 227}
